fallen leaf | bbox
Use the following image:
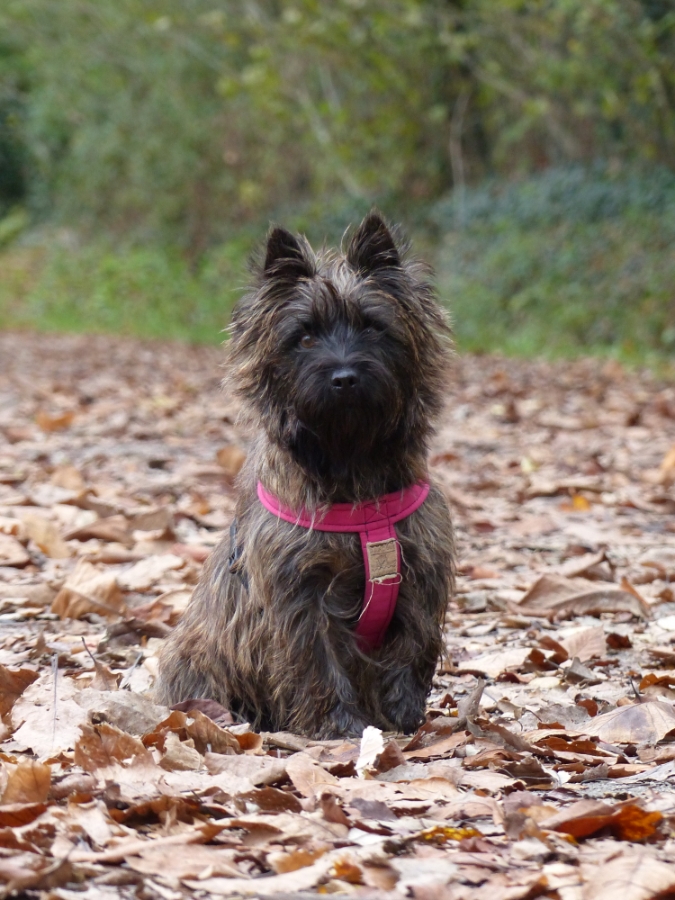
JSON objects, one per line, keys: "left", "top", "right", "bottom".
{"left": 286, "top": 752, "right": 340, "bottom": 798}
{"left": 268, "top": 845, "right": 330, "bottom": 874}
{"left": 660, "top": 443, "right": 675, "bottom": 484}
{"left": 12, "top": 673, "right": 90, "bottom": 758}
{"left": 74, "top": 722, "right": 153, "bottom": 772}
{"left": 118, "top": 553, "right": 185, "bottom": 591}
{"left": 125, "top": 843, "right": 242, "bottom": 879}
{"left": 35, "top": 410, "right": 75, "bottom": 432}
{"left": 20, "top": 512, "right": 70, "bottom": 559}
{"left": 0, "top": 666, "right": 39, "bottom": 717}
{"left": 582, "top": 848, "right": 675, "bottom": 900}
{"left": 216, "top": 444, "right": 247, "bottom": 477}
{"left": 0, "top": 761, "right": 51, "bottom": 803}
{"left": 0, "top": 533, "right": 30, "bottom": 567}
{"left": 0, "top": 802, "right": 47, "bottom": 827}
{"left": 171, "top": 698, "right": 235, "bottom": 727}
{"left": 75, "top": 688, "right": 169, "bottom": 736}
{"left": 50, "top": 466, "right": 86, "bottom": 491}
{"left": 457, "top": 646, "right": 530, "bottom": 678}
{"left": 584, "top": 701, "right": 675, "bottom": 744}
{"left": 51, "top": 559, "right": 124, "bottom": 619}
{"left": 158, "top": 730, "right": 202, "bottom": 771}
{"left": 66, "top": 514, "right": 132, "bottom": 545}
{"left": 561, "top": 625, "right": 606, "bottom": 661}
{"left": 516, "top": 575, "right": 649, "bottom": 619}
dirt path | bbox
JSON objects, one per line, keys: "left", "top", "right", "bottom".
{"left": 1, "top": 332, "right": 675, "bottom": 898}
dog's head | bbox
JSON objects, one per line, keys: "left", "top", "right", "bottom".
{"left": 229, "top": 212, "right": 450, "bottom": 489}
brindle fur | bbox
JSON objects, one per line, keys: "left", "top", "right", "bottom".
{"left": 155, "top": 212, "right": 454, "bottom": 737}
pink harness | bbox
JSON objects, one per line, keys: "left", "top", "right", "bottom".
{"left": 257, "top": 480, "right": 430, "bottom": 652}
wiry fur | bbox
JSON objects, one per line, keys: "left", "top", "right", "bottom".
{"left": 155, "top": 212, "right": 455, "bottom": 737}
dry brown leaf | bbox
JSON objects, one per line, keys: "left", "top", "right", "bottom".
{"left": 51, "top": 559, "right": 124, "bottom": 619}
{"left": 126, "top": 843, "right": 242, "bottom": 879}
{"left": 50, "top": 465, "right": 86, "bottom": 491}
{"left": 516, "top": 575, "right": 648, "bottom": 619}
{"left": 584, "top": 701, "right": 675, "bottom": 744}
{"left": 71, "top": 822, "right": 226, "bottom": 863}
{"left": 35, "top": 409, "right": 75, "bottom": 432}
{"left": 0, "top": 761, "right": 51, "bottom": 804}
{"left": 205, "top": 751, "right": 288, "bottom": 786}
{"left": 561, "top": 625, "right": 607, "bottom": 662}
{"left": 11, "top": 673, "right": 89, "bottom": 758}
{"left": 185, "top": 846, "right": 368, "bottom": 896}
{"left": 582, "top": 848, "right": 675, "bottom": 900}
{"left": 268, "top": 845, "right": 330, "bottom": 875}
{"left": 66, "top": 514, "right": 132, "bottom": 545}
{"left": 216, "top": 444, "right": 247, "bottom": 477}
{"left": 117, "top": 553, "right": 185, "bottom": 591}
{"left": 184, "top": 708, "right": 242, "bottom": 754}
{"left": 158, "top": 731, "right": 202, "bottom": 771}
{"left": 74, "top": 722, "right": 153, "bottom": 772}
{"left": 130, "top": 507, "right": 174, "bottom": 532}
{"left": 240, "top": 786, "right": 302, "bottom": 813}
{"left": 0, "top": 855, "right": 73, "bottom": 894}
{"left": 286, "top": 751, "right": 340, "bottom": 798}
{"left": 88, "top": 658, "right": 120, "bottom": 691}
{"left": 404, "top": 731, "right": 468, "bottom": 761}
{"left": 457, "top": 646, "right": 530, "bottom": 678}
{"left": 171, "top": 697, "right": 234, "bottom": 726}
{"left": 660, "top": 443, "right": 675, "bottom": 484}
{"left": 20, "top": 512, "right": 70, "bottom": 559}
{"left": 0, "top": 665, "right": 38, "bottom": 717}
{"left": 0, "top": 533, "right": 30, "bottom": 567}
{"left": 0, "top": 802, "right": 47, "bottom": 827}
{"left": 0, "top": 583, "right": 55, "bottom": 607}
{"left": 75, "top": 688, "right": 169, "bottom": 736}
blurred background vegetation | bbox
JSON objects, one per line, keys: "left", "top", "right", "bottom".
{"left": 0, "top": 0, "right": 674, "bottom": 362}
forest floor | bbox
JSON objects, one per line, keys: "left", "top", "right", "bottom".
{"left": 1, "top": 332, "right": 675, "bottom": 899}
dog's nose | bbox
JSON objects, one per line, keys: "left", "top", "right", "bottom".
{"left": 331, "top": 367, "right": 359, "bottom": 390}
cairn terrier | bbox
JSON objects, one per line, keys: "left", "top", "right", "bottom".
{"left": 155, "top": 212, "right": 454, "bottom": 737}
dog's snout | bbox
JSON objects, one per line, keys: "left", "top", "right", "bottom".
{"left": 331, "top": 367, "right": 359, "bottom": 390}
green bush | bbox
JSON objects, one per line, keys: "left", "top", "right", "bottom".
{"left": 433, "top": 166, "right": 675, "bottom": 362}
{"left": 0, "top": 238, "right": 250, "bottom": 342}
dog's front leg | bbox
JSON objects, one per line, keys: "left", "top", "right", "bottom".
{"left": 380, "top": 663, "right": 431, "bottom": 733}
{"left": 272, "top": 579, "right": 370, "bottom": 737}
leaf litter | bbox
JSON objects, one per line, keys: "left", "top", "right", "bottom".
{"left": 1, "top": 333, "right": 675, "bottom": 898}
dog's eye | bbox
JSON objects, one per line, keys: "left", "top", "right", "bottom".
{"left": 300, "top": 334, "right": 316, "bottom": 349}
{"left": 363, "top": 323, "right": 384, "bottom": 336}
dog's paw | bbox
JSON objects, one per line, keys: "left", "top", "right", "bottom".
{"left": 383, "top": 702, "right": 425, "bottom": 735}
{"left": 318, "top": 705, "right": 371, "bottom": 739}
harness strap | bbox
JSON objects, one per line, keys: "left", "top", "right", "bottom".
{"left": 256, "top": 481, "right": 429, "bottom": 651}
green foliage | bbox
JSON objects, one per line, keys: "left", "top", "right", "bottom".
{"left": 434, "top": 166, "right": 675, "bottom": 362}
{"left": 1, "top": 1, "right": 675, "bottom": 364}
{"left": 2, "top": 166, "right": 674, "bottom": 369}
{"left": 1, "top": 1, "right": 674, "bottom": 252}
{"left": 0, "top": 39, "right": 28, "bottom": 213}
{"left": 0, "top": 238, "right": 249, "bottom": 342}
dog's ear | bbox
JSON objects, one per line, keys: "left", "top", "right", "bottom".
{"left": 264, "top": 227, "right": 314, "bottom": 279}
{"left": 347, "top": 212, "right": 400, "bottom": 275}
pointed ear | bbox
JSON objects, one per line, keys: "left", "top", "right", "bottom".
{"left": 263, "top": 226, "right": 313, "bottom": 279}
{"left": 347, "top": 212, "right": 400, "bottom": 275}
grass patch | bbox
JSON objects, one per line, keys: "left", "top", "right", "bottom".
{"left": 0, "top": 237, "right": 251, "bottom": 343}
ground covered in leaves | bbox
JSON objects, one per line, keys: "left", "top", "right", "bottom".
{"left": 1, "top": 332, "right": 675, "bottom": 900}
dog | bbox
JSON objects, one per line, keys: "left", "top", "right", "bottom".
{"left": 155, "top": 211, "right": 454, "bottom": 737}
